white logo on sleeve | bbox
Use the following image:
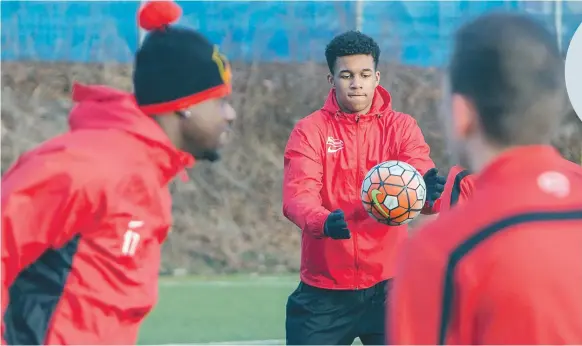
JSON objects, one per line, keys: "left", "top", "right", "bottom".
{"left": 326, "top": 137, "right": 344, "bottom": 153}
{"left": 537, "top": 171, "right": 570, "bottom": 198}
{"left": 122, "top": 220, "right": 143, "bottom": 256}
{"left": 128, "top": 220, "right": 144, "bottom": 228}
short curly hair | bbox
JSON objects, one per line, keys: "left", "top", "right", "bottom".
{"left": 325, "top": 30, "right": 381, "bottom": 74}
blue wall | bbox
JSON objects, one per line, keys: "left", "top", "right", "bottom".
{"left": 2, "top": 1, "right": 581, "bottom": 66}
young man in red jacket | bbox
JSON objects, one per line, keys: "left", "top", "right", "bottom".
{"left": 1, "top": 1, "right": 235, "bottom": 344}
{"left": 282, "top": 30, "right": 446, "bottom": 345}
{"left": 389, "top": 13, "right": 582, "bottom": 344}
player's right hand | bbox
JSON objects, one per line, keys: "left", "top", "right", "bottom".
{"left": 323, "top": 209, "right": 351, "bottom": 239}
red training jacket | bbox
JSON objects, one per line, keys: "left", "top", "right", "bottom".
{"left": 1, "top": 83, "right": 193, "bottom": 345}
{"left": 434, "top": 165, "right": 476, "bottom": 214}
{"left": 389, "top": 146, "right": 582, "bottom": 344}
{"left": 283, "top": 86, "right": 436, "bottom": 290}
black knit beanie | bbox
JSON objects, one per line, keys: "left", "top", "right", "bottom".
{"left": 133, "top": 1, "right": 232, "bottom": 115}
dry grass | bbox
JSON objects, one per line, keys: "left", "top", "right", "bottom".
{"left": 2, "top": 61, "right": 581, "bottom": 274}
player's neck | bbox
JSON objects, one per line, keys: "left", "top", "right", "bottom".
{"left": 153, "top": 113, "right": 183, "bottom": 150}
{"left": 468, "top": 138, "right": 507, "bottom": 172}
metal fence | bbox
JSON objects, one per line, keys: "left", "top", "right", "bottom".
{"left": 2, "top": 1, "right": 581, "bottom": 66}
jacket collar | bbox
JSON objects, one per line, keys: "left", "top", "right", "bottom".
{"left": 69, "top": 82, "right": 194, "bottom": 184}
{"left": 321, "top": 85, "right": 393, "bottom": 122}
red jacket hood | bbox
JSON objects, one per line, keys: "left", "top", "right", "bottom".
{"left": 69, "top": 82, "right": 194, "bottom": 183}
{"left": 321, "top": 85, "right": 393, "bottom": 117}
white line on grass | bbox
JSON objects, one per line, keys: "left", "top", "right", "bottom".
{"left": 189, "top": 338, "right": 362, "bottom": 345}
{"left": 159, "top": 279, "right": 298, "bottom": 288}
{"left": 193, "top": 338, "right": 285, "bottom": 345}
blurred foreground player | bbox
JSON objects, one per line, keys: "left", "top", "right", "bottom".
{"left": 1, "top": 1, "right": 235, "bottom": 344}
{"left": 282, "top": 31, "right": 445, "bottom": 345}
{"left": 389, "top": 12, "right": 582, "bottom": 344}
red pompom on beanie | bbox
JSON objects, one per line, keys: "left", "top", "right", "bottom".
{"left": 138, "top": 1, "right": 182, "bottom": 31}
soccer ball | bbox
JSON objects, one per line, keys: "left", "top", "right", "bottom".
{"left": 361, "top": 160, "right": 427, "bottom": 226}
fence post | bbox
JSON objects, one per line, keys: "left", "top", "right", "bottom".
{"left": 555, "top": 0, "right": 564, "bottom": 52}
{"left": 355, "top": 0, "right": 364, "bottom": 31}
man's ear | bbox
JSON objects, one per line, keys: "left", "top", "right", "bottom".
{"left": 375, "top": 70, "right": 381, "bottom": 87}
{"left": 327, "top": 73, "right": 334, "bottom": 86}
{"left": 451, "top": 93, "right": 478, "bottom": 140}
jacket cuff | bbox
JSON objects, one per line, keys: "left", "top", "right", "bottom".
{"left": 307, "top": 211, "right": 329, "bottom": 239}
{"left": 421, "top": 200, "right": 439, "bottom": 215}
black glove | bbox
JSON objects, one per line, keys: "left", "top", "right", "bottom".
{"left": 323, "top": 209, "right": 351, "bottom": 239}
{"left": 423, "top": 168, "right": 446, "bottom": 205}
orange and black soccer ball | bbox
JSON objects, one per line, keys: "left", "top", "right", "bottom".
{"left": 361, "top": 160, "right": 427, "bottom": 226}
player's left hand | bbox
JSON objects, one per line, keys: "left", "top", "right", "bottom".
{"left": 423, "top": 168, "right": 446, "bottom": 205}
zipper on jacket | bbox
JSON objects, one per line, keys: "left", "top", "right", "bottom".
{"left": 354, "top": 115, "right": 360, "bottom": 290}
